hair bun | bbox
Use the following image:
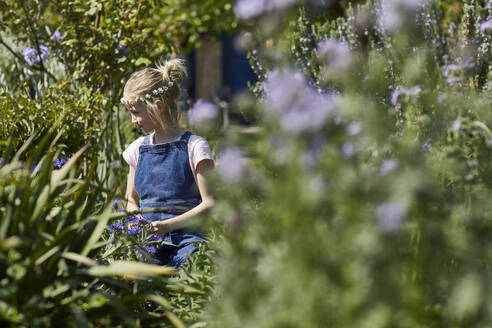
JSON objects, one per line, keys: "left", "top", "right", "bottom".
{"left": 157, "top": 58, "right": 187, "bottom": 86}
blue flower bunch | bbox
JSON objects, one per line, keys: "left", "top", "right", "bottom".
{"left": 23, "top": 45, "right": 50, "bottom": 65}
{"left": 106, "top": 206, "right": 164, "bottom": 263}
{"left": 53, "top": 157, "right": 70, "bottom": 168}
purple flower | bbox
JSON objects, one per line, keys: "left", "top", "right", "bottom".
{"left": 188, "top": 101, "right": 220, "bottom": 127}
{"left": 233, "top": 0, "right": 296, "bottom": 20}
{"left": 442, "top": 60, "right": 475, "bottom": 86}
{"left": 379, "top": 159, "right": 399, "bottom": 175}
{"left": 39, "top": 45, "right": 49, "bottom": 62}
{"left": 117, "top": 207, "right": 126, "bottom": 212}
{"left": 117, "top": 44, "right": 129, "bottom": 57}
{"left": 420, "top": 142, "right": 431, "bottom": 151}
{"left": 128, "top": 227, "right": 142, "bottom": 236}
{"left": 0, "top": 158, "right": 3, "bottom": 165}
{"left": 23, "top": 46, "right": 49, "bottom": 65}
{"left": 342, "top": 142, "right": 355, "bottom": 158}
{"left": 143, "top": 245, "right": 157, "bottom": 254}
{"left": 234, "top": 0, "right": 265, "bottom": 19}
{"left": 218, "top": 147, "right": 247, "bottom": 183}
{"left": 390, "top": 86, "right": 422, "bottom": 106}
{"left": 113, "top": 198, "right": 121, "bottom": 209}
{"left": 376, "top": 202, "right": 406, "bottom": 233}
{"left": 52, "top": 30, "right": 63, "bottom": 42}
{"left": 23, "top": 47, "right": 38, "bottom": 65}
{"left": 379, "top": 0, "right": 426, "bottom": 32}
{"left": 265, "top": 70, "right": 335, "bottom": 134}
{"left": 127, "top": 215, "right": 148, "bottom": 226}
{"left": 108, "top": 221, "right": 124, "bottom": 232}
{"left": 148, "top": 234, "right": 163, "bottom": 242}
{"left": 480, "top": 20, "right": 492, "bottom": 34}
{"left": 452, "top": 119, "right": 461, "bottom": 132}
{"left": 32, "top": 164, "right": 42, "bottom": 173}
{"left": 317, "top": 39, "right": 352, "bottom": 70}
{"left": 347, "top": 122, "right": 362, "bottom": 136}
{"left": 54, "top": 157, "right": 69, "bottom": 168}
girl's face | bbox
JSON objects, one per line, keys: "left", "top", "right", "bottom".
{"left": 128, "top": 103, "right": 157, "bottom": 133}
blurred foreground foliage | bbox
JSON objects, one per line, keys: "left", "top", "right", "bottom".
{"left": 206, "top": 0, "right": 492, "bottom": 327}
{"left": 0, "top": 0, "right": 232, "bottom": 326}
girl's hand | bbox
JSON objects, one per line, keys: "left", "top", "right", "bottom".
{"left": 151, "top": 220, "right": 173, "bottom": 236}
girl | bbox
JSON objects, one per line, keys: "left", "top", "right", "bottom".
{"left": 120, "top": 58, "right": 214, "bottom": 268}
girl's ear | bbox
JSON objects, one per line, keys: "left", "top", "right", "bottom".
{"left": 155, "top": 99, "right": 166, "bottom": 113}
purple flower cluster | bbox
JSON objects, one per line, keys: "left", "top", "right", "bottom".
{"left": 148, "top": 234, "right": 163, "bottom": 242}
{"left": 376, "top": 201, "right": 406, "bottom": 233}
{"left": 108, "top": 221, "right": 124, "bottom": 232}
{"left": 480, "top": 20, "right": 492, "bottom": 35}
{"left": 390, "top": 86, "right": 422, "bottom": 106}
{"left": 379, "top": 159, "right": 399, "bottom": 176}
{"left": 117, "top": 44, "right": 129, "bottom": 57}
{"left": 107, "top": 215, "right": 148, "bottom": 236}
{"left": 233, "top": 0, "right": 332, "bottom": 19}
{"left": 265, "top": 70, "right": 335, "bottom": 134}
{"left": 112, "top": 198, "right": 125, "bottom": 211}
{"left": 233, "top": 0, "right": 295, "bottom": 20}
{"left": 218, "top": 147, "right": 247, "bottom": 184}
{"left": 379, "top": 0, "right": 426, "bottom": 32}
{"left": 442, "top": 60, "right": 475, "bottom": 86}
{"left": 107, "top": 215, "right": 163, "bottom": 258}
{"left": 143, "top": 245, "right": 157, "bottom": 254}
{"left": 23, "top": 45, "right": 49, "bottom": 65}
{"left": 317, "top": 39, "right": 352, "bottom": 70}
{"left": 187, "top": 101, "right": 220, "bottom": 127}
{"left": 128, "top": 226, "right": 142, "bottom": 236}
{"left": 54, "top": 157, "right": 70, "bottom": 168}
{"left": 52, "top": 30, "right": 63, "bottom": 42}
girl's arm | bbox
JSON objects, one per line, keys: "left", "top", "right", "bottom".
{"left": 125, "top": 166, "right": 140, "bottom": 212}
{"left": 151, "top": 159, "right": 215, "bottom": 235}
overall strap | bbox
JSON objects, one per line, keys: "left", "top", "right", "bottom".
{"left": 141, "top": 134, "right": 152, "bottom": 145}
{"left": 180, "top": 131, "right": 192, "bottom": 142}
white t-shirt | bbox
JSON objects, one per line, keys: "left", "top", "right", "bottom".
{"left": 122, "top": 132, "right": 213, "bottom": 180}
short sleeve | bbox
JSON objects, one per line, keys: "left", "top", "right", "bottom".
{"left": 188, "top": 135, "right": 214, "bottom": 171}
{"left": 122, "top": 137, "right": 144, "bottom": 169}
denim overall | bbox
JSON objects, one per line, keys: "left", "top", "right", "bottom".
{"left": 135, "top": 131, "right": 205, "bottom": 267}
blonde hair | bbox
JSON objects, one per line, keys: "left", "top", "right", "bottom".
{"left": 121, "top": 58, "right": 187, "bottom": 130}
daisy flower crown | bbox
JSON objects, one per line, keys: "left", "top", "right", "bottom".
{"left": 121, "top": 77, "right": 177, "bottom": 106}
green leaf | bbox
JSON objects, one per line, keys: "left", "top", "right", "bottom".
{"left": 87, "top": 260, "right": 179, "bottom": 278}
{"left": 62, "top": 252, "right": 97, "bottom": 267}
{"left": 135, "top": 57, "right": 152, "bottom": 66}
{"left": 0, "top": 236, "right": 22, "bottom": 251}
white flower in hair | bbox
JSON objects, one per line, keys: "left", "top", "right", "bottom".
{"left": 120, "top": 75, "right": 179, "bottom": 105}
